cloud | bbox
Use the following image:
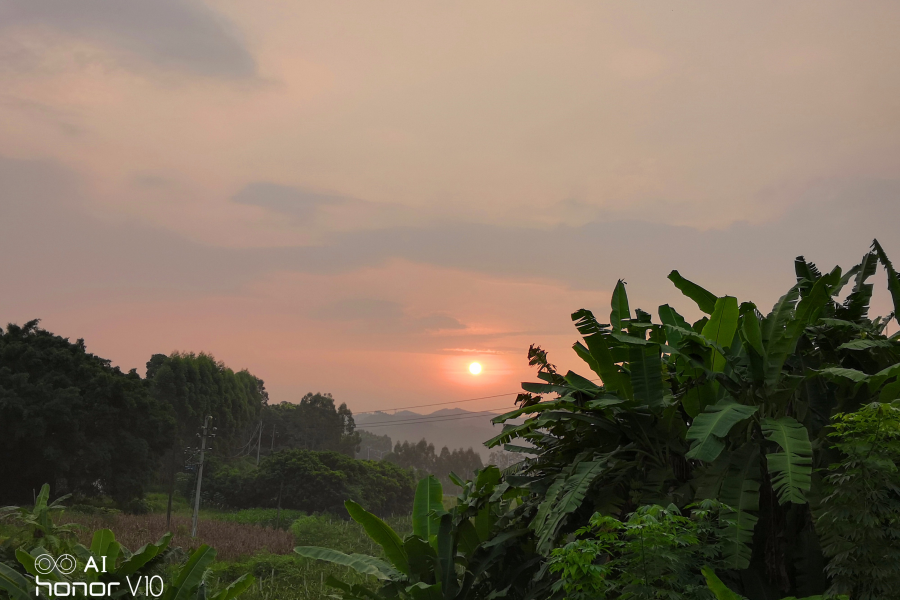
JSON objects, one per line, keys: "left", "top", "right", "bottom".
{"left": 315, "top": 298, "right": 405, "bottom": 321}
{"left": 312, "top": 297, "right": 465, "bottom": 334}
{"left": 0, "top": 0, "right": 256, "bottom": 77}
{"left": 232, "top": 182, "right": 357, "bottom": 221}
{"left": 3, "top": 154, "right": 900, "bottom": 324}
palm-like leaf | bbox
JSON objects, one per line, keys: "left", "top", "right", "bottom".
{"left": 294, "top": 547, "right": 400, "bottom": 580}
{"left": 762, "top": 417, "right": 812, "bottom": 504}
{"left": 412, "top": 475, "right": 445, "bottom": 539}
{"left": 533, "top": 459, "right": 606, "bottom": 554}
{"left": 702, "top": 296, "right": 740, "bottom": 372}
{"left": 668, "top": 270, "right": 718, "bottom": 314}
{"left": 685, "top": 402, "right": 758, "bottom": 462}
{"left": 345, "top": 500, "right": 410, "bottom": 575}
{"left": 718, "top": 445, "right": 760, "bottom": 570}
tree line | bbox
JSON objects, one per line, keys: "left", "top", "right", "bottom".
{"left": 0, "top": 320, "right": 405, "bottom": 513}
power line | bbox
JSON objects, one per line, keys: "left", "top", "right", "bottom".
{"left": 358, "top": 407, "right": 512, "bottom": 428}
{"left": 354, "top": 391, "right": 520, "bottom": 415}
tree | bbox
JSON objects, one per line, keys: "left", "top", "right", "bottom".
{"left": 483, "top": 240, "right": 900, "bottom": 598}
{"left": 262, "top": 393, "right": 360, "bottom": 457}
{"left": 356, "top": 430, "right": 393, "bottom": 460}
{"left": 196, "top": 449, "right": 416, "bottom": 516}
{"left": 0, "top": 321, "right": 173, "bottom": 505}
{"left": 385, "top": 439, "right": 484, "bottom": 489}
{"left": 146, "top": 352, "right": 267, "bottom": 525}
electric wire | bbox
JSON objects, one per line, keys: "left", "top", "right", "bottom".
{"left": 353, "top": 391, "right": 520, "bottom": 415}
{"left": 358, "top": 407, "right": 514, "bottom": 428}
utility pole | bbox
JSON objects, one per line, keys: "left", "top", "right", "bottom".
{"left": 255, "top": 420, "right": 263, "bottom": 466}
{"left": 191, "top": 415, "right": 214, "bottom": 538}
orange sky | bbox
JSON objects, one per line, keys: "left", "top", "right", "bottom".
{"left": 2, "top": 1, "right": 899, "bottom": 413}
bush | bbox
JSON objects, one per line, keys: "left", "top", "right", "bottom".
{"left": 196, "top": 449, "right": 415, "bottom": 517}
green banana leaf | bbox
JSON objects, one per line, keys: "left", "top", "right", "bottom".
{"left": 668, "top": 270, "right": 718, "bottom": 314}
{"left": 345, "top": 500, "right": 410, "bottom": 575}
{"left": 412, "top": 475, "right": 445, "bottom": 539}
{"left": 762, "top": 417, "right": 812, "bottom": 504}
{"left": 685, "top": 402, "right": 758, "bottom": 462}
{"left": 294, "top": 547, "right": 400, "bottom": 580}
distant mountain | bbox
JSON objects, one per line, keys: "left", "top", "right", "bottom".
{"left": 355, "top": 407, "right": 515, "bottom": 460}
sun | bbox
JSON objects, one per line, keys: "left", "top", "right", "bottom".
{"left": 468, "top": 362, "right": 482, "bottom": 375}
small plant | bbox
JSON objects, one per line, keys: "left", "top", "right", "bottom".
{"left": 548, "top": 502, "right": 724, "bottom": 600}
{"left": 0, "top": 484, "right": 78, "bottom": 554}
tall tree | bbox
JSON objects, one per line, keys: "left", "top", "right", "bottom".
{"left": 0, "top": 320, "right": 173, "bottom": 504}
{"left": 262, "top": 392, "right": 360, "bottom": 457}
{"left": 146, "top": 351, "right": 267, "bottom": 525}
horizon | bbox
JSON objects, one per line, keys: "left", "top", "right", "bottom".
{"left": 3, "top": 1, "right": 900, "bottom": 414}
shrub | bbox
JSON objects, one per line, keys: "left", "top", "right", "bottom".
{"left": 197, "top": 449, "right": 415, "bottom": 517}
{"left": 549, "top": 503, "right": 724, "bottom": 600}
{"left": 816, "top": 400, "right": 900, "bottom": 600}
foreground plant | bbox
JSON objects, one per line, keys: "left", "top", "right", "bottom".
{"left": 0, "top": 484, "right": 77, "bottom": 554}
{"left": 0, "top": 491, "right": 254, "bottom": 600}
{"left": 549, "top": 502, "right": 724, "bottom": 600}
{"left": 815, "top": 400, "right": 900, "bottom": 599}
{"left": 486, "top": 240, "right": 900, "bottom": 598}
{"left": 295, "top": 471, "right": 531, "bottom": 599}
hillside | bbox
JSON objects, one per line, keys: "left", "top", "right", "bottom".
{"left": 355, "top": 407, "right": 512, "bottom": 460}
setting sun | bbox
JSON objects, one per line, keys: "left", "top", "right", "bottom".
{"left": 468, "top": 362, "right": 482, "bottom": 375}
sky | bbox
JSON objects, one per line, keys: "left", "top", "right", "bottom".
{"left": 2, "top": 1, "right": 899, "bottom": 415}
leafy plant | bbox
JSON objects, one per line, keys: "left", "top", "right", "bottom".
{"left": 484, "top": 240, "right": 900, "bottom": 598}
{"left": 549, "top": 502, "right": 724, "bottom": 600}
{"left": 295, "top": 470, "right": 534, "bottom": 599}
{"left": 815, "top": 400, "right": 900, "bottom": 600}
{"left": 0, "top": 484, "right": 77, "bottom": 554}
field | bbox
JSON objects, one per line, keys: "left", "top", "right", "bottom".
{"left": 40, "top": 493, "right": 418, "bottom": 600}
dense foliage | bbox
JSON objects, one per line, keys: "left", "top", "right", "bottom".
{"left": 816, "top": 401, "right": 900, "bottom": 599}
{"left": 549, "top": 503, "right": 724, "bottom": 599}
{"left": 296, "top": 240, "right": 900, "bottom": 600}
{"left": 195, "top": 449, "right": 416, "bottom": 517}
{"left": 479, "top": 240, "right": 900, "bottom": 598}
{"left": 357, "top": 431, "right": 394, "bottom": 460}
{"left": 0, "top": 321, "right": 173, "bottom": 504}
{"left": 147, "top": 351, "right": 267, "bottom": 451}
{"left": 385, "top": 439, "right": 484, "bottom": 489}
{"left": 147, "top": 351, "right": 268, "bottom": 520}
{"left": 262, "top": 393, "right": 360, "bottom": 457}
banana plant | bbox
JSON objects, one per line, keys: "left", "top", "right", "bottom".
{"left": 0, "top": 484, "right": 76, "bottom": 553}
{"left": 486, "top": 239, "right": 900, "bottom": 599}
{"left": 0, "top": 527, "right": 253, "bottom": 600}
{"left": 296, "top": 471, "right": 534, "bottom": 600}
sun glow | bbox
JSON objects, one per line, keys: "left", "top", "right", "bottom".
{"left": 468, "top": 362, "right": 482, "bottom": 375}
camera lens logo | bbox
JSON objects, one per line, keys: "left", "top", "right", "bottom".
{"left": 34, "top": 554, "right": 77, "bottom": 575}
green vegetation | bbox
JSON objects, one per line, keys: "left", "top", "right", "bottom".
{"left": 3, "top": 241, "right": 900, "bottom": 599}
{"left": 198, "top": 449, "right": 416, "bottom": 516}
{"left": 0, "top": 321, "right": 174, "bottom": 505}
{"left": 284, "top": 240, "right": 900, "bottom": 600}
{"left": 263, "top": 393, "right": 360, "bottom": 457}
{"left": 384, "top": 439, "right": 484, "bottom": 490}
